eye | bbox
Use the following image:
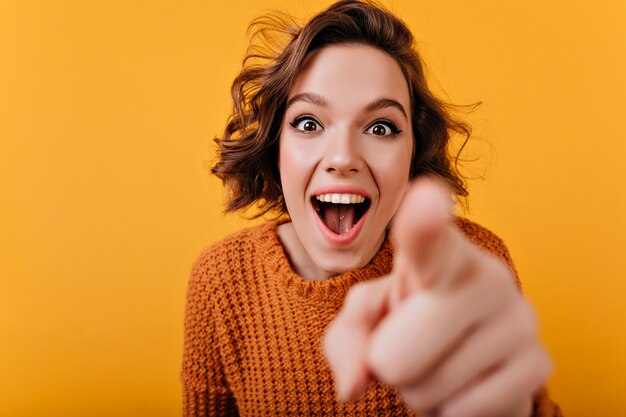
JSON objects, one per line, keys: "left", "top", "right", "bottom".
{"left": 366, "top": 120, "right": 402, "bottom": 137}
{"left": 289, "top": 115, "right": 322, "bottom": 133}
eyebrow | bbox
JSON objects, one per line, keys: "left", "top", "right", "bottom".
{"left": 364, "top": 98, "right": 408, "bottom": 120}
{"left": 286, "top": 93, "right": 408, "bottom": 120}
{"left": 286, "top": 92, "right": 328, "bottom": 108}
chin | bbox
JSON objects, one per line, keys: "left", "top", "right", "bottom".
{"left": 313, "top": 248, "right": 371, "bottom": 276}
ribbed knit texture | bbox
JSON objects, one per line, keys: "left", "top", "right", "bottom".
{"left": 182, "top": 218, "right": 562, "bottom": 416}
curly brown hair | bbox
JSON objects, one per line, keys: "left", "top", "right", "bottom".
{"left": 212, "top": 0, "right": 474, "bottom": 217}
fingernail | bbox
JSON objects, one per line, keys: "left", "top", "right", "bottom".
{"left": 337, "top": 370, "right": 371, "bottom": 403}
{"left": 336, "top": 374, "right": 354, "bottom": 402}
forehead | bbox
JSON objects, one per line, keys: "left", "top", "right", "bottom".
{"left": 287, "top": 44, "right": 411, "bottom": 112}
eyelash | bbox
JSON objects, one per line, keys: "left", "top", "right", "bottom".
{"left": 288, "top": 115, "right": 403, "bottom": 136}
{"left": 289, "top": 115, "right": 321, "bottom": 132}
{"left": 367, "top": 120, "right": 402, "bottom": 136}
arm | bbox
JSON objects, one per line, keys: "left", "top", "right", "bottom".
{"left": 456, "top": 218, "right": 563, "bottom": 417}
{"left": 324, "top": 179, "right": 562, "bottom": 417}
{"left": 181, "top": 248, "right": 239, "bottom": 417}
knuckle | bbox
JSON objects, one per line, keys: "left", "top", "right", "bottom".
{"left": 484, "top": 255, "right": 515, "bottom": 291}
{"left": 498, "top": 302, "right": 538, "bottom": 350}
{"left": 520, "top": 346, "right": 552, "bottom": 391}
{"left": 535, "top": 347, "right": 553, "bottom": 381}
{"left": 441, "top": 399, "right": 490, "bottom": 417}
{"left": 515, "top": 302, "right": 539, "bottom": 340}
{"left": 366, "top": 338, "right": 391, "bottom": 378}
{"left": 399, "top": 385, "right": 439, "bottom": 412}
{"left": 472, "top": 259, "right": 515, "bottom": 312}
{"left": 367, "top": 339, "right": 406, "bottom": 386}
{"left": 479, "top": 398, "right": 503, "bottom": 417}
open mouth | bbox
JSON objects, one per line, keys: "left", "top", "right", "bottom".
{"left": 312, "top": 193, "right": 371, "bottom": 235}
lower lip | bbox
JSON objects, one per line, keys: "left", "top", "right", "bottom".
{"left": 313, "top": 206, "right": 369, "bottom": 245}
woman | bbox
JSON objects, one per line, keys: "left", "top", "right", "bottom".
{"left": 182, "top": 1, "right": 562, "bottom": 416}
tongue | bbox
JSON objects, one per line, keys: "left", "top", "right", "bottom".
{"left": 323, "top": 204, "right": 356, "bottom": 234}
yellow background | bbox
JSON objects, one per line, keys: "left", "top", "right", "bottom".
{"left": 1, "top": 0, "right": 624, "bottom": 416}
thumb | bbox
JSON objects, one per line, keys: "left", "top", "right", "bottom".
{"left": 392, "top": 177, "right": 453, "bottom": 293}
{"left": 323, "top": 277, "right": 392, "bottom": 402}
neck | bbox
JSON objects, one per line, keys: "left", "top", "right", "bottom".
{"left": 277, "top": 222, "right": 335, "bottom": 280}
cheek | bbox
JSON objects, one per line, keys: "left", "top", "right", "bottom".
{"left": 372, "top": 138, "right": 413, "bottom": 175}
{"left": 278, "top": 136, "right": 315, "bottom": 203}
{"left": 370, "top": 138, "right": 413, "bottom": 207}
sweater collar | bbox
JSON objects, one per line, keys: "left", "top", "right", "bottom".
{"left": 258, "top": 219, "right": 394, "bottom": 307}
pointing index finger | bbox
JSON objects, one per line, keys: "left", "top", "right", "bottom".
{"left": 391, "top": 178, "right": 461, "bottom": 293}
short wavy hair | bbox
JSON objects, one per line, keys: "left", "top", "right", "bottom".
{"left": 212, "top": 0, "right": 474, "bottom": 217}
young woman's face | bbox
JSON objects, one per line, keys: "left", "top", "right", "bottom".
{"left": 278, "top": 44, "right": 413, "bottom": 278}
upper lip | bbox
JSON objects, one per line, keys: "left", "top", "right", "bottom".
{"left": 311, "top": 184, "right": 371, "bottom": 199}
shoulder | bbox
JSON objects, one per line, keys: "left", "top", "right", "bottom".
{"left": 454, "top": 217, "right": 507, "bottom": 255}
{"left": 192, "top": 223, "right": 264, "bottom": 267}
{"left": 454, "top": 217, "right": 521, "bottom": 288}
{"left": 190, "top": 222, "right": 275, "bottom": 285}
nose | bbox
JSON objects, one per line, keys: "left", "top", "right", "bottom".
{"left": 321, "top": 128, "right": 364, "bottom": 175}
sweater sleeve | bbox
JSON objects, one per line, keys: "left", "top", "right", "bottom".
{"left": 181, "top": 248, "right": 239, "bottom": 417}
{"left": 533, "top": 388, "right": 564, "bottom": 417}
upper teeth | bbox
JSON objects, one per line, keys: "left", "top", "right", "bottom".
{"left": 315, "top": 193, "right": 366, "bottom": 204}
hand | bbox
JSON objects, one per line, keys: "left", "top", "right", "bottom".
{"left": 323, "top": 178, "right": 551, "bottom": 417}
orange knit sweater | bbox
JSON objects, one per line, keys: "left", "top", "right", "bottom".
{"left": 181, "top": 218, "right": 562, "bottom": 416}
